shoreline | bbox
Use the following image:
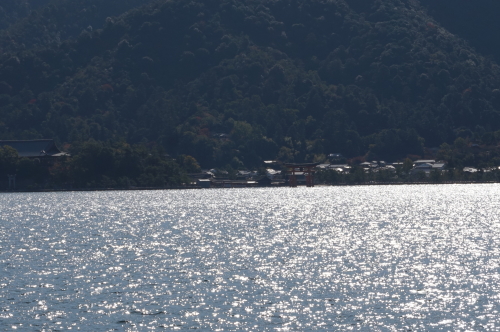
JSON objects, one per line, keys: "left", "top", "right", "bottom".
{"left": 0, "top": 180, "right": 498, "bottom": 193}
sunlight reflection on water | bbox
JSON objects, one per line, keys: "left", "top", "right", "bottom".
{"left": 1, "top": 184, "right": 500, "bottom": 330}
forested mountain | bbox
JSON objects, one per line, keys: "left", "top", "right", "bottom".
{"left": 0, "top": 0, "right": 45, "bottom": 30}
{"left": 0, "top": 0, "right": 152, "bottom": 51}
{"left": 420, "top": 0, "right": 500, "bottom": 62}
{"left": 1, "top": 0, "right": 500, "bottom": 175}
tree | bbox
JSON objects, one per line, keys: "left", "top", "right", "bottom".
{"left": 0, "top": 146, "right": 19, "bottom": 175}
{"left": 402, "top": 158, "right": 413, "bottom": 174}
{"left": 177, "top": 155, "right": 201, "bottom": 173}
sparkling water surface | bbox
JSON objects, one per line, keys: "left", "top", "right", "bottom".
{"left": 1, "top": 185, "right": 500, "bottom": 331}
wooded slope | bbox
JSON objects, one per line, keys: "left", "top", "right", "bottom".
{"left": 0, "top": 0, "right": 499, "bottom": 169}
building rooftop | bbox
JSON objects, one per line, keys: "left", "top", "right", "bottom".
{"left": 284, "top": 163, "right": 321, "bottom": 168}
{"left": 0, "top": 139, "right": 68, "bottom": 158}
{"left": 414, "top": 159, "right": 436, "bottom": 164}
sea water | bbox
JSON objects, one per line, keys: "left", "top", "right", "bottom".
{"left": 1, "top": 185, "right": 500, "bottom": 331}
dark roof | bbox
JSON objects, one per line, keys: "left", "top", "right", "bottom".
{"left": 284, "top": 163, "right": 321, "bottom": 167}
{"left": 0, "top": 139, "right": 68, "bottom": 158}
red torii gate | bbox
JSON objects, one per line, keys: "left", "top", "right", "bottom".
{"left": 284, "top": 163, "right": 319, "bottom": 187}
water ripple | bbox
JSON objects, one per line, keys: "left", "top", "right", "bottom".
{"left": 1, "top": 185, "right": 500, "bottom": 330}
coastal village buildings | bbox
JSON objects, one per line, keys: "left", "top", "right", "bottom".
{"left": 0, "top": 139, "right": 68, "bottom": 160}
{"left": 0, "top": 139, "right": 69, "bottom": 189}
{"left": 410, "top": 160, "right": 446, "bottom": 176}
{"left": 188, "top": 159, "right": 453, "bottom": 188}
{"left": 316, "top": 163, "right": 352, "bottom": 174}
{"left": 0, "top": 140, "right": 496, "bottom": 189}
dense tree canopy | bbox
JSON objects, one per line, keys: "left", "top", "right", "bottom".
{"left": 0, "top": 0, "right": 500, "bottom": 182}
{"left": 420, "top": 0, "right": 500, "bottom": 63}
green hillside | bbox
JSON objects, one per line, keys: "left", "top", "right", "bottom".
{"left": 0, "top": 0, "right": 500, "bottom": 187}
{"left": 0, "top": 1, "right": 40, "bottom": 30}
{"left": 420, "top": 0, "right": 500, "bottom": 62}
{"left": 0, "top": 0, "right": 152, "bottom": 52}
